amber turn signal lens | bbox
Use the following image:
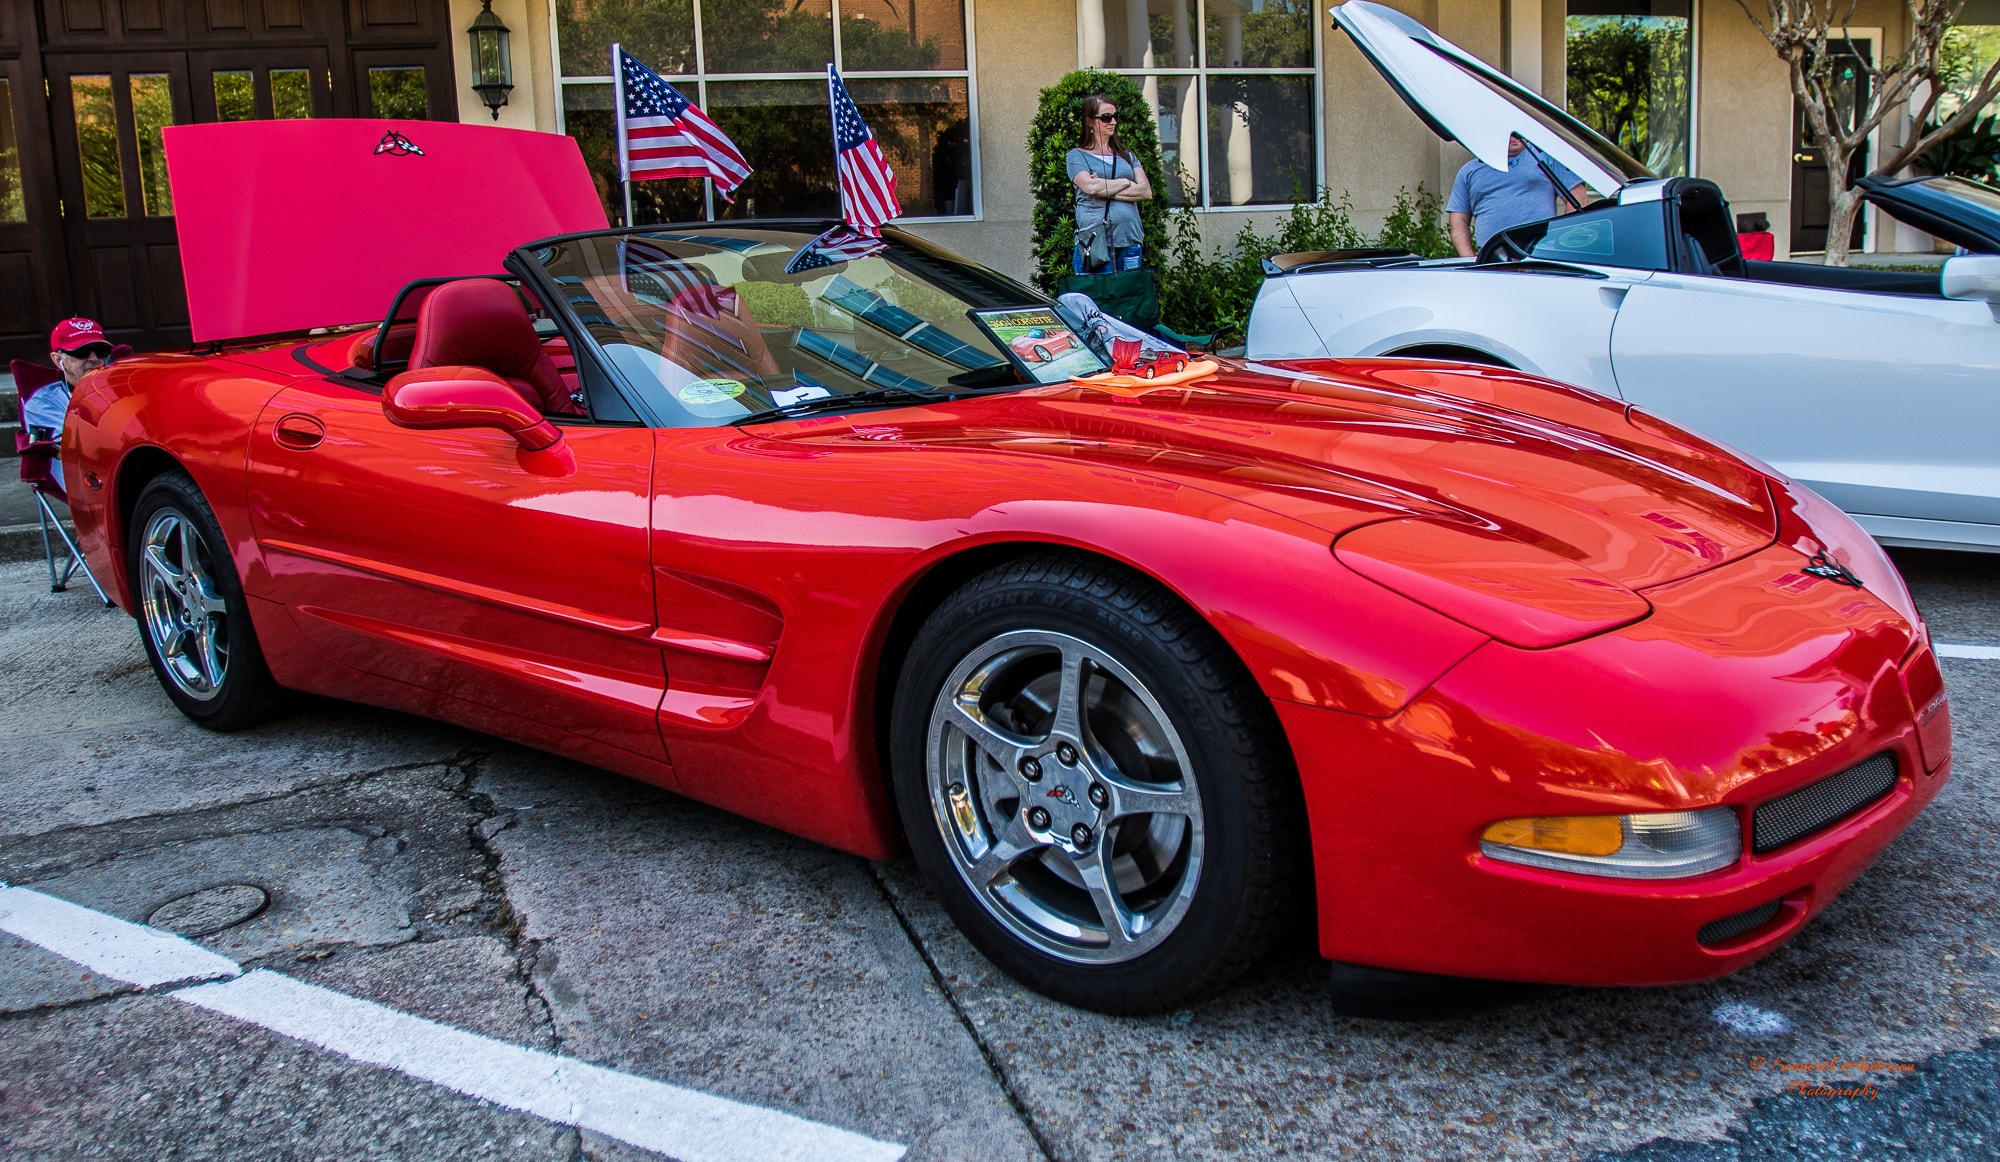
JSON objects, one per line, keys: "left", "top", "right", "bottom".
{"left": 1482, "top": 815, "right": 1624, "bottom": 857}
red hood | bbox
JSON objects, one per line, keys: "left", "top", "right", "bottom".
{"left": 779, "top": 360, "right": 1776, "bottom": 591}
{"left": 165, "top": 120, "right": 607, "bottom": 342}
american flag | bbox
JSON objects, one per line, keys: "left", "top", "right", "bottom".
{"left": 619, "top": 236, "right": 715, "bottom": 302}
{"left": 827, "top": 65, "right": 899, "bottom": 231}
{"left": 615, "top": 46, "right": 751, "bottom": 199}
{"left": 783, "top": 224, "right": 889, "bottom": 275}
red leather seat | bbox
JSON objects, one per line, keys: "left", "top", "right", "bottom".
{"left": 407, "top": 280, "right": 578, "bottom": 415}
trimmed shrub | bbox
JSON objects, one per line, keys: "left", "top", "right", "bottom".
{"left": 1028, "top": 71, "right": 1169, "bottom": 291}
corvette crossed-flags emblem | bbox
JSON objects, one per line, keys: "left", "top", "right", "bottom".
{"left": 373, "top": 130, "right": 424, "bottom": 156}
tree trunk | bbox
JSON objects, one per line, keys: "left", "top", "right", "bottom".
{"left": 1823, "top": 162, "right": 1866, "bottom": 267}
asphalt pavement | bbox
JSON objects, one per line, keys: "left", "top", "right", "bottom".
{"left": 2, "top": 547, "right": 1996, "bottom": 1161}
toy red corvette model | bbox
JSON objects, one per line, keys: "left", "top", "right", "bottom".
{"left": 65, "top": 122, "right": 1950, "bottom": 1014}
{"left": 1110, "top": 337, "right": 1189, "bottom": 378}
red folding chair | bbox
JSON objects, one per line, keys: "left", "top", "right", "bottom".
{"left": 12, "top": 358, "right": 110, "bottom": 604}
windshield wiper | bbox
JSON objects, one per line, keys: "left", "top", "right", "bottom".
{"left": 732, "top": 385, "right": 949, "bottom": 426}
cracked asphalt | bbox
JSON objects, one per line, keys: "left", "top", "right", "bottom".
{"left": 1, "top": 545, "right": 1995, "bottom": 1160}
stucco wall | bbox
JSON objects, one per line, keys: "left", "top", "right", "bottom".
{"left": 449, "top": 0, "right": 551, "bottom": 133}
{"left": 1696, "top": 2, "right": 1795, "bottom": 256}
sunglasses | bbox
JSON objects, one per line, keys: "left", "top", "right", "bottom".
{"left": 1091, "top": 113, "right": 1118, "bottom": 122}
{"left": 61, "top": 343, "right": 114, "bottom": 360}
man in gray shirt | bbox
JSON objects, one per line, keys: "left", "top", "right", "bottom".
{"left": 1447, "top": 134, "right": 1590, "bottom": 257}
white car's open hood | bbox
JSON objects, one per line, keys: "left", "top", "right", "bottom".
{"left": 1332, "top": 1, "right": 1651, "bottom": 198}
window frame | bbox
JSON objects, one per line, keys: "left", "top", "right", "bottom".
{"left": 1076, "top": 0, "right": 1323, "bottom": 213}
{"left": 549, "top": 0, "right": 983, "bottom": 224}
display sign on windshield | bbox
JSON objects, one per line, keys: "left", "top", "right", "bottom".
{"left": 968, "top": 307, "right": 1107, "bottom": 384}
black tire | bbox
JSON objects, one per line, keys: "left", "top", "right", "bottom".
{"left": 889, "top": 552, "right": 1304, "bottom": 1014}
{"left": 1031, "top": 344, "right": 1051, "bottom": 362}
{"left": 128, "top": 471, "right": 291, "bottom": 730}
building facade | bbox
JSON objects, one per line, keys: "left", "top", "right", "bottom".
{"left": 3, "top": 0, "right": 1988, "bottom": 361}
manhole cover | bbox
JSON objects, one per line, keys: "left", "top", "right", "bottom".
{"left": 148, "top": 884, "right": 270, "bottom": 937}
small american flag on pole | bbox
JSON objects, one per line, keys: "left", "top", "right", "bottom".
{"left": 614, "top": 45, "right": 751, "bottom": 199}
{"left": 827, "top": 64, "right": 899, "bottom": 231}
{"left": 783, "top": 224, "right": 890, "bottom": 275}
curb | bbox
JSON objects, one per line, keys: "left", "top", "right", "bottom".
{"left": 0, "top": 519, "right": 75, "bottom": 566}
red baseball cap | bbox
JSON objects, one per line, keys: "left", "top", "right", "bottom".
{"left": 50, "top": 317, "right": 108, "bottom": 352}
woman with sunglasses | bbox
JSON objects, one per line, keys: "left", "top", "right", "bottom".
{"left": 1067, "top": 94, "right": 1152, "bottom": 277}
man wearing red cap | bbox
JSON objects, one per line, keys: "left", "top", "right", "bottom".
{"left": 22, "top": 318, "right": 116, "bottom": 492}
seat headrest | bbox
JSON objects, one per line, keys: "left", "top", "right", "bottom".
{"left": 409, "top": 280, "right": 542, "bottom": 380}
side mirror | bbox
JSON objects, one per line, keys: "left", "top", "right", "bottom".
{"left": 1941, "top": 254, "right": 2000, "bottom": 321}
{"left": 383, "top": 367, "right": 563, "bottom": 450}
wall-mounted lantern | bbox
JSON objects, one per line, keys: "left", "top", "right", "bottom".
{"left": 467, "top": 0, "right": 513, "bottom": 120}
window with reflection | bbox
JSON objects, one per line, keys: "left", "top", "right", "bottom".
{"left": 1566, "top": 0, "right": 1691, "bottom": 178}
{"left": 369, "top": 67, "right": 429, "bottom": 119}
{"left": 215, "top": 71, "right": 256, "bottom": 120}
{"left": 554, "top": 0, "right": 976, "bottom": 225}
{"left": 71, "top": 76, "right": 126, "bottom": 218}
{"left": 272, "top": 69, "right": 315, "bottom": 119}
{"left": 1078, "top": 0, "right": 1317, "bottom": 207}
{"left": 0, "top": 80, "right": 25, "bottom": 224}
{"left": 130, "top": 74, "right": 174, "bottom": 216}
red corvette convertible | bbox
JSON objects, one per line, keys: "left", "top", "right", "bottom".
{"left": 65, "top": 122, "right": 1951, "bottom": 1014}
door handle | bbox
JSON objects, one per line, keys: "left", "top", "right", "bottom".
{"left": 1794, "top": 153, "right": 1815, "bottom": 162}
{"left": 273, "top": 413, "right": 325, "bottom": 449}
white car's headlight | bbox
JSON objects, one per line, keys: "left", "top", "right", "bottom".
{"left": 1480, "top": 808, "right": 1740, "bottom": 879}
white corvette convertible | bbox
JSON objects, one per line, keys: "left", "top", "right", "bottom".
{"left": 1249, "top": 1, "right": 2000, "bottom": 553}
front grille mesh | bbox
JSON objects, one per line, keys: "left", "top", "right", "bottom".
{"left": 1697, "top": 899, "right": 1783, "bottom": 946}
{"left": 1752, "top": 753, "right": 1898, "bottom": 854}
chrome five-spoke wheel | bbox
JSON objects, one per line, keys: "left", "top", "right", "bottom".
{"left": 927, "top": 629, "right": 1204, "bottom": 963}
{"left": 891, "top": 554, "right": 1301, "bottom": 1014}
{"left": 138, "top": 507, "right": 231, "bottom": 701}
{"left": 128, "top": 471, "right": 289, "bottom": 729}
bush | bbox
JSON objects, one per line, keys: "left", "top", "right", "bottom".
{"left": 1155, "top": 184, "right": 1451, "bottom": 341}
{"left": 1028, "top": 71, "right": 1169, "bottom": 292}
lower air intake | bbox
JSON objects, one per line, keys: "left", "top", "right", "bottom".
{"left": 1752, "top": 753, "right": 1898, "bottom": 854}
{"left": 1697, "top": 899, "right": 1782, "bottom": 946}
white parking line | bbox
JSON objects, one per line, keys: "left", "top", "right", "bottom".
{"left": 0, "top": 885, "right": 240, "bottom": 987}
{"left": 0, "top": 886, "right": 905, "bottom": 1162}
{"left": 1937, "top": 643, "right": 2000, "bottom": 660}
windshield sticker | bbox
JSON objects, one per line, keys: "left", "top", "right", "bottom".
{"left": 676, "top": 378, "right": 748, "bottom": 405}
{"left": 968, "top": 308, "right": 1107, "bottom": 384}
{"left": 771, "top": 382, "right": 834, "bottom": 407}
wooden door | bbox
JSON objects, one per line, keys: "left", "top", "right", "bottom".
{"left": 44, "top": 51, "right": 192, "bottom": 352}
{"left": 1, "top": 54, "right": 70, "bottom": 359}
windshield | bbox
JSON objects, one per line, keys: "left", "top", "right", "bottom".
{"left": 1923, "top": 175, "right": 2000, "bottom": 216}
{"left": 525, "top": 227, "right": 1051, "bottom": 426}
{"left": 1490, "top": 201, "right": 1671, "bottom": 270}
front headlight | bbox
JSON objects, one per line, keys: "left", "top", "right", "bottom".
{"left": 1480, "top": 808, "right": 1740, "bottom": 879}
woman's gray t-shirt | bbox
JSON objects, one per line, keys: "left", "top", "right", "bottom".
{"left": 1067, "top": 148, "right": 1145, "bottom": 247}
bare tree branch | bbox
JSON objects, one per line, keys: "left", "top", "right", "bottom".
{"left": 1736, "top": 0, "right": 2000, "bottom": 263}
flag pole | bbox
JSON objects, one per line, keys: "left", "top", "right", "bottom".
{"left": 612, "top": 43, "right": 635, "bottom": 227}
{"left": 827, "top": 63, "right": 846, "bottom": 228}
